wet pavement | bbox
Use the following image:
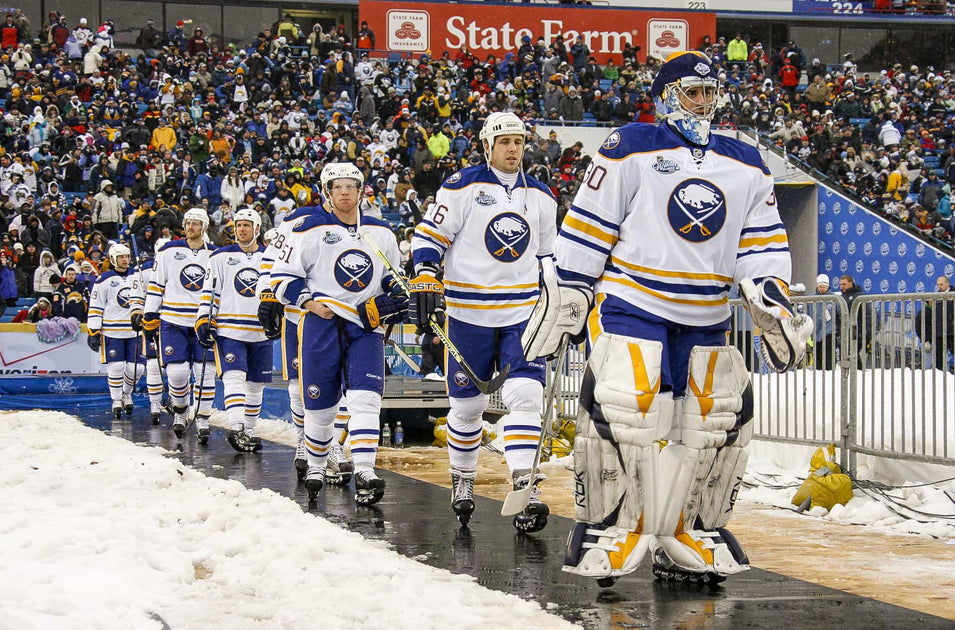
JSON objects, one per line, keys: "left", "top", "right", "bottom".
{"left": 84, "top": 408, "right": 953, "bottom": 630}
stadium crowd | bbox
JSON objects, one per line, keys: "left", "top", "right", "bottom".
{"left": 0, "top": 7, "right": 954, "bottom": 324}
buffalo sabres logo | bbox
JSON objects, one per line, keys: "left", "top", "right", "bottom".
{"left": 484, "top": 212, "right": 530, "bottom": 262}
{"left": 108, "top": 349, "right": 117, "bottom": 357}
{"left": 306, "top": 384, "right": 321, "bottom": 399}
{"left": 117, "top": 287, "right": 131, "bottom": 309}
{"left": 667, "top": 179, "right": 726, "bottom": 242}
{"left": 889, "top": 261, "right": 899, "bottom": 275}
{"left": 907, "top": 261, "right": 916, "bottom": 276}
{"left": 898, "top": 242, "right": 907, "bottom": 256}
{"left": 164, "top": 345, "right": 174, "bottom": 355}
{"left": 180, "top": 264, "right": 206, "bottom": 292}
{"left": 694, "top": 62, "right": 710, "bottom": 75}
{"left": 475, "top": 191, "right": 497, "bottom": 206}
{"left": 453, "top": 371, "right": 470, "bottom": 387}
{"left": 832, "top": 242, "right": 841, "bottom": 254}
{"left": 839, "top": 260, "right": 848, "bottom": 272}
{"left": 234, "top": 267, "right": 260, "bottom": 298}
{"left": 872, "top": 260, "right": 881, "bottom": 274}
{"left": 292, "top": 357, "right": 299, "bottom": 370}
{"left": 926, "top": 263, "right": 935, "bottom": 277}
{"left": 898, "top": 280, "right": 907, "bottom": 293}
{"left": 224, "top": 352, "right": 236, "bottom": 363}
{"left": 652, "top": 156, "right": 680, "bottom": 174}
{"left": 334, "top": 249, "right": 374, "bottom": 292}
{"left": 880, "top": 279, "right": 889, "bottom": 293}
{"left": 602, "top": 131, "right": 621, "bottom": 151}
{"left": 323, "top": 231, "right": 342, "bottom": 245}
{"left": 447, "top": 172, "right": 462, "bottom": 184}
{"left": 855, "top": 260, "right": 863, "bottom": 273}
{"left": 873, "top": 222, "right": 882, "bottom": 236}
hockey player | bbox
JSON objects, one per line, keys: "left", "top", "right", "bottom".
{"left": 142, "top": 209, "right": 217, "bottom": 440}
{"left": 522, "top": 51, "right": 813, "bottom": 583}
{"left": 409, "top": 111, "right": 558, "bottom": 532}
{"left": 257, "top": 169, "right": 354, "bottom": 483}
{"left": 130, "top": 250, "right": 165, "bottom": 424}
{"left": 87, "top": 243, "right": 143, "bottom": 419}
{"left": 269, "top": 162, "right": 407, "bottom": 505}
{"left": 197, "top": 208, "right": 272, "bottom": 451}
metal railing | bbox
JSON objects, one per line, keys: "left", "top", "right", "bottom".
{"left": 489, "top": 292, "right": 955, "bottom": 476}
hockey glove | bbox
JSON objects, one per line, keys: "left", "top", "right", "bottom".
{"left": 257, "top": 290, "right": 283, "bottom": 340}
{"left": 522, "top": 258, "right": 592, "bottom": 361}
{"left": 408, "top": 263, "right": 445, "bottom": 326}
{"left": 359, "top": 292, "right": 409, "bottom": 331}
{"left": 195, "top": 316, "right": 218, "bottom": 349}
{"left": 142, "top": 312, "right": 160, "bottom": 343}
{"left": 86, "top": 329, "right": 102, "bottom": 352}
{"left": 130, "top": 310, "right": 144, "bottom": 332}
{"left": 739, "top": 278, "right": 814, "bottom": 372}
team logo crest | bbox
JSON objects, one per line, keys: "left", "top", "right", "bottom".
{"left": 292, "top": 357, "right": 299, "bottom": 370}
{"left": 117, "top": 287, "right": 131, "bottom": 309}
{"left": 926, "top": 263, "right": 935, "bottom": 277}
{"left": 306, "top": 384, "right": 321, "bottom": 399}
{"left": 840, "top": 222, "right": 848, "bottom": 236}
{"left": 334, "top": 249, "right": 374, "bottom": 292}
{"left": 898, "top": 280, "right": 907, "bottom": 293}
{"left": 180, "top": 264, "right": 206, "bottom": 292}
{"left": 164, "top": 345, "right": 174, "bottom": 355}
{"left": 667, "top": 179, "right": 726, "bottom": 242}
{"left": 323, "top": 231, "right": 342, "bottom": 245}
{"left": 898, "top": 243, "right": 907, "bottom": 257}
{"left": 832, "top": 242, "right": 841, "bottom": 254}
{"left": 873, "top": 222, "right": 882, "bottom": 235}
{"left": 225, "top": 353, "right": 236, "bottom": 363}
{"left": 651, "top": 156, "right": 680, "bottom": 174}
{"left": 848, "top": 242, "right": 856, "bottom": 255}
{"left": 484, "top": 212, "right": 530, "bottom": 262}
{"left": 453, "top": 371, "right": 470, "bottom": 387}
{"left": 694, "top": 62, "right": 710, "bottom": 76}
{"left": 855, "top": 260, "right": 863, "bottom": 273}
{"left": 916, "top": 243, "right": 926, "bottom": 258}
{"left": 602, "top": 131, "right": 621, "bottom": 151}
{"left": 234, "top": 268, "right": 259, "bottom": 298}
{"left": 447, "top": 172, "right": 462, "bottom": 184}
{"left": 475, "top": 191, "right": 497, "bottom": 207}
{"left": 880, "top": 279, "right": 889, "bottom": 293}
{"left": 872, "top": 260, "right": 881, "bottom": 273}
{"left": 889, "top": 261, "right": 898, "bottom": 275}
{"left": 863, "top": 242, "right": 872, "bottom": 256}
{"left": 108, "top": 349, "right": 117, "bottom": 357}
{"left": 907, "top": 262, "right": 916, "bottom": 276}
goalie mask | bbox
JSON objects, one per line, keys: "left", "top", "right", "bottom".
{"left": 651, "top": 51, "right": 721, "bottom": 145}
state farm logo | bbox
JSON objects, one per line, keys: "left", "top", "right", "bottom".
{"left": 647, "top": 19, "right": 687, "bottom": 62}
{"left": 387, "top": 10, "right": 429, "bottom": 52}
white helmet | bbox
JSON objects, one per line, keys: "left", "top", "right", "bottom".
{"left": 320, "top": 162, "right": 364, "bottom": 200}
{"left": 479, "top": 112, "right": 526, "bottom": 148}
{"left": 233, "top": 207, "right": 262, "bottom": 240}
{"left": 182, "top": 207, "right": 209, "bottom": 231}
{"left": 108, "top": 242, "right": 130, "bottom": 267}
{"left": 263, "top": 228, "right": 279, "bottom": 244}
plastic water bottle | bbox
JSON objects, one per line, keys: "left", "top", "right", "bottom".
{"left": 394, "top": 421, "right": 404, "bottom": 449}
{"left": 381, "top": 422, "right": 392, "bottom": 447}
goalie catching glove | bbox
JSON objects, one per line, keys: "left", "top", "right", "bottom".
{"left": 522, "top": 258, "right": 592, "bottom": 361}
{"left": 257, "top": 290, "right": 283, "bottom": 339}
{"left": 408, "top": 262, "right": 445, "bottom": 326}
{"left": 739, "top": 277, "right": 813, "bottom": 372}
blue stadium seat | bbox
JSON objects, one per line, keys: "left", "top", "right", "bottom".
{"left": 0, "top": 314, "right": 17, "bottom": 324}
{"left": 599, "top": 79, "right": 613, "bottom": 92}
{"left": 16, "top": 297, "right": 36, "bottom": 308}
{"left": 849, "top": 118, "right": 869, "bottom": 127}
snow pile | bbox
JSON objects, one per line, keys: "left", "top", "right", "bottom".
{"left": 0, "top": 411, "right": 575, "bottom": 630}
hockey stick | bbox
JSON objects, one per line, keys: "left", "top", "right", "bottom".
{"left": 501, "top": 335, "right": 569, "bottom": 517}
{"left": 185, "top": 276, "right": 217, "bottom": 436}
{"left": 388, "top": 339, "right": 423, "bottom": 373}
{"left": 128, "top": 238, "right": 147, "bottom": 405}
{"left": 358, "top": 229, "right": 510, "bottom": 395}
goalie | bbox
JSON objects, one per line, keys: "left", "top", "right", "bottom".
{"left": 522, "top": 51, "right": 812, "bottom": 585}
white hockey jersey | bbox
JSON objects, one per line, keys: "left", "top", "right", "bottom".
{"left": 88, "top": 268, "right": 138, "bottom": 339}
{"left": 126, "top": 259, "right": 153, "bottom": 312}
{"left": 257, "top": 204, "right": 326, "bottom": 326}
{"left": 201, "top": 244, "right": 267, "bottom": 343}
{"left": 411, "top": 165, "right": 558, "bottom": 327}
{"left": 557, "top": 122, "right": 790, "bottom": 328}
{"left": 270, "top": 214, "right": 401, "bottom": 329}
{"left": 144, "top": 240, "right": 216, "bottom": 327}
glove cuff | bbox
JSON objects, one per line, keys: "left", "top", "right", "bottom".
{"left": 414, "top": 261, "right": 440, "bottom": 277}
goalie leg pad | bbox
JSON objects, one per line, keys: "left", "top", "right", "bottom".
{"left": 563, "top": 334, "right": 672, "bottom": 579}
{"left": 654, "top": 345, "right": 753, "bottom": 577}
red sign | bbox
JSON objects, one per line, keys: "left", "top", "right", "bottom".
{"left": 359, "top": 1, "right": 715, "bottom": 64}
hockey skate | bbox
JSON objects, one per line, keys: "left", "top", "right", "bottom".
{"left": 325, "top": 443, "right": 354, "bottom": 485}
{"left": 197, "top": 427, "right": 211, "bottom": 446}
{"left": 226, "top": 427, "right": 261, "bottom": 453}
{"left": 150, "top": 401, "right": 161, "bottom": 425}
{"left": 172, "top": 405, "right": 188, "bottom": 438}
{"left": 305, "top": 467, "right": 326, "bottom": 503}
{"left": 652, "top": 526, "right": 750, "bottom": 585}
{"left": 122, "top": 393, "right": 134, "bottom": 417}
{"left": 450, "top": 468, "right": 476, "bottom": 527}
{"left": 111, "top": 401, "right": 123, "bottom": 420}
{"left": 562, "top": 520, "right": 653, "bottom": 586}
{"left": 294, "top": 439, "right": 308, "bottom": 482}
{"left": 511, "top": 469, "right": 549, "bottom": 533}
{"left": 354, "top": 469, "right": 385, "bottom": 506}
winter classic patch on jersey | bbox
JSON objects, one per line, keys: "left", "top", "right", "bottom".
{"left": 180, "top": 264, "right": 206, "bottom": 291}
{"left": 116, "top": 287, "right": 131, "bottom": 309}
{"left": 667, "top": 179, "right": 726, "bottom": 243}
{"left": 652, "top": 155, "right": 681, "bottom": 174}
{"left": 234, "top": 267, "right": 260, "bottom": 298}
{"left": 475, "top": 191, "right": 497, "bottom": 206}
{"left": 484, "top": 212, "right": 530, "bottom": 262}
{"left": 334, "top": 249, "right": 374, "bottom": 292}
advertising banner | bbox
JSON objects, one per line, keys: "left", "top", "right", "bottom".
{"left": 360, "top": 0, "right": 715, "bottom": 64}
{"left": 0, "top": 326, "right": 105, "bottom": 377}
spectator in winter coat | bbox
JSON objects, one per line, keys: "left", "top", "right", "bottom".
{"left": 90, "top": 179, "right": 125, "bottom": 239}
{"left": 33, "top": 249, "right": 61, "bottom": 302}
{"left": 917, "top": 276, "right": 955, "bottom": 372}
{"left": 27, "top": 297, "right": 55, "bottom": 323}
{"left": 0, "top": 251, "right": 18, "bottom": 306}
{"left": 559, "top": 86, "right": 584, "bottom": 121}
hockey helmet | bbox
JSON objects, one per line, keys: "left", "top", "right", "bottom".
{"left": 263, "top": 228, "right": 279, "bottom": 244}
{"left": 479, "top": 112, "right": 526, "bottom": 148}
{"left": 182, "top": 207, "right": 210, "bottom": 231}
{"left": 651, "top": 51, "right": 721, "bottom": 145}
{"left": 233, "top": 206, "right": 262, "bottom": 237}
{"left": 320, "top": 162, "right": 364, "bottom": 199}
{"left": 108, "top": 242, "right": 130, "bottom": 267}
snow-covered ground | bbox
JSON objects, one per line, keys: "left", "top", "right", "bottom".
{"left": 0, "top": 411, "right": 576, "bottom": 630}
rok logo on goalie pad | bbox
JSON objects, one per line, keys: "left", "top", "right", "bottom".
{"left": 484, "top": 212, "right": 530, "bottom": 262}
{"left": 334, "top": 250, "right": 374, "bottom": 292}
{"left": 667, "top": 179, "right": 726, "bottom": 243}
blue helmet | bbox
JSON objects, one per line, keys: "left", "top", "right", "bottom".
{"left": 651, "top": 51, "right": 721, "bottom": 145}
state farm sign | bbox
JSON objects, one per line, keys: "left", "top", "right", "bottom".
{"left": 360, "top": 1, "right": 715, "bottom": 64}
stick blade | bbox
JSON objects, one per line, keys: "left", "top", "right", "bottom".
{"left": 475, "top": 363, "right": 510, "bottom": 395}
{"left": 500, "top": 485, "right": 531, "bottom": 516}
